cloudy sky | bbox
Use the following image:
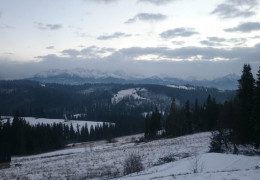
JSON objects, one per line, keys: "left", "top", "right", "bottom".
{"left": 0, "top": 0, "right": 260, "bottom": 80}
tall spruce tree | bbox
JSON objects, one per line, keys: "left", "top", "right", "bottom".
{"left": 255, "top": 66, "right": 260, "bottom": 147}
{"left": 183, "top": 100, "right": 192, "bottom": 134}
{"left": 192, "top": 99, "right": 201, "bottom": 132}
{"left": 149, "top": 107, "right": 162, "bottom": 137}
{"left": 144, "top": 115, "right": 149, "bottom": 138}
{"left": 237, "top": 64, "right": 255, "bottom": 143}
{"left": 165, "top": 98, "right": 181, "bottom": 137}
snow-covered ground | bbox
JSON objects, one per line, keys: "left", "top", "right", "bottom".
{"left": 112, "top": 88, "right": 147, "bottom": 104}
{"left": 121, "top": 153, "right": 260, "bottom": 180}
{"left": 2, "top": 117, "right": 110, "bottom": 131}
{"left": 0, "top": 132, "right": 259, "bottom": 180}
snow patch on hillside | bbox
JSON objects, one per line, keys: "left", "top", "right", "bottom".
{"left": 112, "top": 88, "right": 147, "bottom": 104}
{"left": 2, "top": 117, "right": 110, "bottom": 131}
{"left": 167, "top": 84, "right": 195, "bottom": 90}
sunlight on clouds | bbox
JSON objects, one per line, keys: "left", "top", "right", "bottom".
{"left": 135, "top": 54, "right": 163, "bottom": 61}
{"left": 210, "top": 57, "right": 229, "bottom": 61}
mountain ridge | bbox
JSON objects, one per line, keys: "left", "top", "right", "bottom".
{"left": 28, "top": 69, "right": 240, "bottom": 90}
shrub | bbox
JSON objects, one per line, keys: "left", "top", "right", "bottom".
{"left": 188, "top": 154, "right": 204, "bottom": 173}
{"left": 123, "top": 153, "right": 143, "bottom": 175}
{"left": 209, "top": 130, "right": 224, "bottom": 153}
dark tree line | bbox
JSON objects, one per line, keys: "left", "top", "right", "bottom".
{"left": 0, "top": 113, "right": 116, "bottom": 163}
{"left": 145, "top": 65, "right": 260, "bottom": 150}
{"left": 144, "top": 95, "right": 222, "bottom": 139}
{"left": 209, "top": 65, "right": 260, "bottom": 151}
{"left": 164, "top": 95, "right": 220, "bottom": 137}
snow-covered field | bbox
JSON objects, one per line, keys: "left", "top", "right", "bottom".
{"left": 2, "top": 117, "right": 110, "bottom": 131}
{"left": 0, "top": 132, "right": 259, "bottom": 180}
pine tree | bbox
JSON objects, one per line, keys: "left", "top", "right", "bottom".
{"left": 184, "top": 100, "right": 193, "bottom": 134}
{"left": 165, "top": 98, "right": 181, "bottom": 137}
{"left": 203, "top": 95, "right": 219, "bottom": 131}
{"left": 149, "top": 108, "right": 162, "bottom": 137}
{"left": 209, "top": 130, "right": 224, "bottom": 153}
{"left": 69, "top": 123, "right": 75, "bottom": 142}
{"left": 144, "top": 115, "right": 149, "bottom": 138}
{"left": 192, "top": 99, "right": 201, "bottom": 132}
{"left": 236, "top": 64, "right": 255, "bottom": 143}
{"left": 255, "top": 66, "right": 260, "bottom": 147}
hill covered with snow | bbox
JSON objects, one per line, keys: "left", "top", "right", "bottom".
{"left": 1, "top": 132, "right": 259, "bottom": 179}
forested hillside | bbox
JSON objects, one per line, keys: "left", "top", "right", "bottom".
{"left": 0, "top": 80, "right": 235, "bottom": 120}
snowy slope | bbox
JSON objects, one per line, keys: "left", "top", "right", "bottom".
{"left": 0, "top": 132, "right": 259, "bottom": 180}
{"left": 111, "top": 88, "right": 147, "bottom": 104}
{"left": 120, "top": 153, "right": 260, "bottom": 180}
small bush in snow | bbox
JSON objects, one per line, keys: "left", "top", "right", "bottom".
{"left": 155, "top": 154, "right": 177, "bottom": 166}
{"left": 106, "top": 137, "right": 117, "bottom": 143}
{"left": 188, "top": 154, "right": 204, "bottom": 173}
{"left": 123, "top": 153, "right": 143, "bottom": 175}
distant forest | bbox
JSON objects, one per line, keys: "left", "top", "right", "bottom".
{"left": 0, "top": 80, "right": 234, "bottom": 120}
{"left": 0, "top": 68, "right": 246, "bottom": 163}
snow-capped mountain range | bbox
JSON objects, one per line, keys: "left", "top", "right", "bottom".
{"left": 29, "top": 68, "right": 240, "bottom": 90}
{"left": 34, "top": 68, "right": 144, "bottom": 80}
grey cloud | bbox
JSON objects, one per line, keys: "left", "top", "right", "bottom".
{"left": 0, "top": 23, "right": 14, "bottom": 29}
{"left": 50, "top": 43, "right": 260, "bottom": 63}
{"left": 200, "top": 37, "right": 226, "bottom": 46}
{"left": 125, "top": 13, "right": 167, "bottom": 24}
{"left": 35, "top": 22, "right": 62, "bottom": 30}
{"left": 228, "top": 0, "right": 258, "bottom": 6}
{"left": 255, "top": 43, "right": 260, "bottom": 48}
{"left": 1, "top": 44, "right": 260, "bottom": 80}
{"left": 83, "top": 0, "right": 117, "bottom": 3}
{"left": 211, "top": 0, "right": 258, "bottom": 19}
{"left": 200, "top": 40, "right": 224, "bottom": 47}
{"left": 172, "top": 41, "right": 185, "bottom": 45}
{"left": 200, "top": 37, "right": 247, "bottom": 46}
{"left": 138, "top": 0, "right": 176, "bottom": 5}
{"left": 117, "top": 44, "right": 260, "bottom": 62}
{"left": 61, "top": 46, "right": 115, "bottom": 58}
{"left": 97, "top": 32, "right": 132, "bottom": 40}
{"left": 46, "top": 46, "right": 55, "bottom": 49}
{"left": 225, "top": 22, "right": 260, "bottom": 32}
{"left": 160, "top": 28, "right": 199, "bottom": 39}
{"left": 207, "top": 37, "right": 226, "bottom": 42}
{"left": 76, "top": 32, "right": 89, "bottom": 37}
{"left": 62, "top": 49, "right": 81, "bottom": 57}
